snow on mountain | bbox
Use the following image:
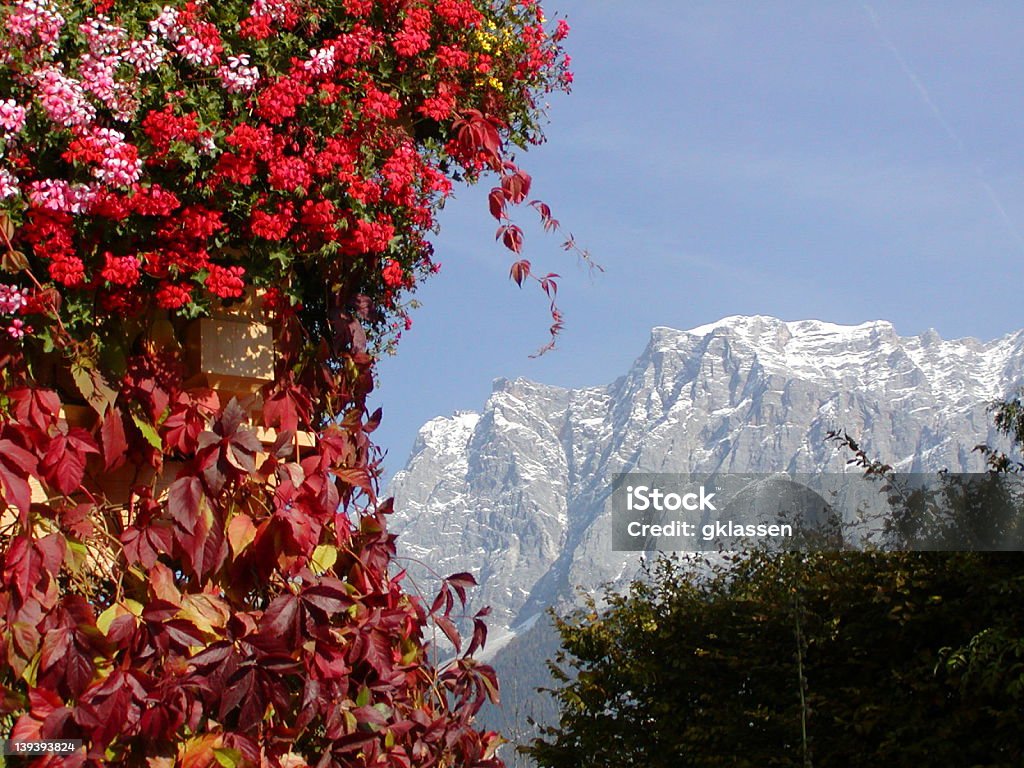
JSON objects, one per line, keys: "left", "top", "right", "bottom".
{"left": 387, "top": 316, "right": 1024, "bottom": 639}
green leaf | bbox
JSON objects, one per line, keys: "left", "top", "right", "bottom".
{"left": 131, "top": 413, "right": 162, "bottom": 451}
{"left": 213, "top": 748, "right": 244, "bottom": 768}
{"left": 71, "top": 362, "right": 118, "bottom": 415}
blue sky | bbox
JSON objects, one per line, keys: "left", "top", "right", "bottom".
{"left": 371, "top": 1, "right": 1024, "bottom": 480}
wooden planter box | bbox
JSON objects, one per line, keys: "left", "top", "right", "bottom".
{"left": 184, "top": 292, "right": 275, "bottom": 397}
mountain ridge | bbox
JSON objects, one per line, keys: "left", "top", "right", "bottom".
{"left": 389, "top": 315, "right": 1024, "bottom": 643}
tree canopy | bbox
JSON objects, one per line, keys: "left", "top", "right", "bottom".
{"left": 526, "top": 550, "right": 1024, "bottom": 768}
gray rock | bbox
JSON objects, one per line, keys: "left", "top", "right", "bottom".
{"left": 388, "top": 316, "right": 1024, "bottom": 650}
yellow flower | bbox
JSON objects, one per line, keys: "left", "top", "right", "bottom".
{"left": 474, "top": 28, "right": 496, "bottom": 52}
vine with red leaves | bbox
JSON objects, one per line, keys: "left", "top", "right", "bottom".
{"left": 0, "top": 0, "right": 578, "bottom": 765}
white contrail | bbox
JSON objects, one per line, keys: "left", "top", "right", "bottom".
{"left": 862, "top": 3, "right": 1024, "bottom": 252}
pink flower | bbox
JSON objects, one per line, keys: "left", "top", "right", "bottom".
{"left": 8, "top": 0, "right": 65, "bottom": 54}
{"left": 0, "top": 169, "right": 19, "bottom": 200}
{"left": 217, "top": 54, "right": 261, "bottom": 94}
{"left": 149, "top": 6, "right": 181, "bottom": 42}
{"left": 74, "top": 127, "right": 143, "bottom": 188}
{"left": 250, "top": 0, "right": 294, "bottom": 21}
{"left": 27, "top": 179, "right": 98, "bottom": 213}
{"left": 0, "top": 285, "right": 29, "bottom": 314}
{"left": 6, "top": 318, "right": 31, "bottom": 340}
{"left": 302, "top": 47, "right": 337, "bottom": 76}
{"left": 79, "top": 52, "right": 118, "bottom": 105}
{"left": 33, "top": 66, "right": 96, "bottom": 127}
{"left": 124, "top": 36, "right": 168, "bottom": 73}
{"left": 0, "top": 100, "right": 27, "bottom": 134}
{"left": 178, "top": 34, "right": 220, "bottom": 67}
{"left": 80, "top": 15, "right": 127, "bottom": 54}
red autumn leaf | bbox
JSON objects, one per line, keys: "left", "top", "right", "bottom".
{"left": 531, "top": 199, "right": 560, "bottom": 232}
{"left": 444, "top": 572, "right": 477, "bottom": 606}
{"left": 335, "top": 466, "right": 373, "bottom": 494}
{"left": 162, "top": 618, "right": 209, "bottom": 649}
{"left": 34, "top": 533, "right": 65, "bottom": 575}
{"left": 99, "top": 407, "right": 128, "bottom": 471}
{"left": 364, "top": 407, "right": 383, "bottom": 434}
{"left": 435, "top": 615, "right": 461, "bottom": 653}
{"left": 9, "top": 621, "right": 40, "bottom": 665}
{"left": 358, "top": 628, "right": 395, "bottom": 676}
{"left": 430, "top": 584, "right": 453, "bottom": 617}
{"left": 0, "top": 437, "right": 37, "bottom": 515}
{"left": 121, "top": 521, "right": 174, "bottom": 569}
{"left": 59, "top": 502, "right": 94, "bottom": 540}
{"left": 8, "top": 387, "right": 61, "bottom": 431}
{"left": 262, "top": 381, "right": 312, "bottom": 434}
{"left": 302, "top": 580, "right": 353, "bottom": 615}
{"left": 226, "top": 430, "right": 262, "bottom": 472}
{"left": 259, "top": 593, "right": 302, "bottom": 648}
{"left": 12, "top": 687, "right": 63, "bottom": 743}
{"left": 141, "top": 599, "right": 179, "bottom": 624}
{"left": 501, "top": 168, "right": 531, "bottom": 204}
{"left": 220, "top": 666, "right": 257, "bottom": 722}
{"left": 168, "top": 475, "right": 205, "bottom": 532}
{"left": 106, "top": 614, "right": 136, "bottom": 648}
{"left": 2, "top": 536, "right": 34, "bottom": 597}
{"left": 540, "top": 273, "right": 560, "bottom": 299}
{"left": 509, "top": 259, "right": 531, "bottom": 287}
{"left": 488, "top": 187, "right": 506, "bottom": 220}
{"left": 198, "top": 400, "right": 262, "bottom": 489}
{"left": 161, "top": 392, "right": 217, "bottom": 456}
{"left": 455, "top": 110, "right": 504, "bottom": 169}
{"left": 181, "top": 518, "right": 227, "bottom": 581}
{"left": 40, "top": 426, "right": 99, "bottom": 496}
{"left": 37, "top": 626, "right": 71, "bottom": 675}
{"left": 466, "top": 607, "right": 491, "bottom": 657}
{"left": 38, "top": 626, "right": 94, "bottom": 697}
{"left": 216, "top": 397, "right": 247, "bottom": 436}
{"left": 76, "top": 668, "right": 147, "bottom": 743}
{"left": 352, "top": 704, "right": 389, "bottom": 727}
{"left": 148, "top": 563, "right": 182, "bottom": 605}
{"left": 312, "top": 643, "right": 350, "bottom": 681}
{"left": 500, "top": 224, "right": 524, "bottom": 254}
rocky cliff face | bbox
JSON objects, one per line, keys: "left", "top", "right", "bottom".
{"left": 388, "top": 316, "right": 1024, "bottom": 645}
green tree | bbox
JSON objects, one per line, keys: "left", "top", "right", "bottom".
{"left": 526, "top": 551, "right": 1024, "bottom": 767}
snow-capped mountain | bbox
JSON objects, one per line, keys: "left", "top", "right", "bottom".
{"left": 388, "top": 316, "right": 1024, "bottom": 648}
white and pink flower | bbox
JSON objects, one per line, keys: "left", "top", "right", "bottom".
{"left": 33, "top": 66, "right": 96, "bottom": 128}
{"left": 0, "top": 100, "right": 27, "bottom": 135}
{"left": 218, "top": 54, "right": 261, "bottom": 94}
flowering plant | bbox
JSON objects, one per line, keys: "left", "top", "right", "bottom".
{"left": 0, "top": 1, "right": 574, "bottom": 766}
{"left": 0, "top": 0, "right": 571, "bottom": 358}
